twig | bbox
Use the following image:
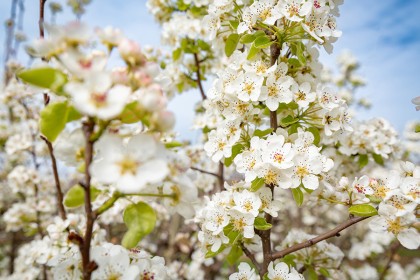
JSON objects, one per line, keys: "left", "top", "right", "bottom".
{"left": 241, "top": 243, "right": 261, "bottom": 272}
{"left": 217, "top": 161, "right": 224, "bottom": 191}
{"left": 193, "top": 53, "right": 206, "bottom": 100}
{"left": 258, "top": 184, "right": 274, "bottom": 277}
{"left": 81, "top": 119, "right": 97, "bottom": 279}
{"left": 271, "top": 216, "right": 369, "bottom": 260}
{"left": 190, "top": 166, "right": 221, "bottom": 178}
{"left": 39, "top": 0, "right": 46, "bottom": 38}
{"left": 379, "top": 241, "right": 400, "bottom": 280}
{"left": 41, "top": 135, "right": 66, "bottom": 220}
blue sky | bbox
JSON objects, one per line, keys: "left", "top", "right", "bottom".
{"left": 1, "top": 0, "right": 419, "bottom": 140}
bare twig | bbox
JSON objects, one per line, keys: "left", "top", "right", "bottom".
{"left": 39, "top": 0, "right": 46, "bottom": 38}
{"left": 190, "top": 166, "right": 221, "bottom": 178}
{"left": 80, "top": 119, "right": 97, "bottom": 279}
{"left": 271, "top": 216, "right": 369, "bottom": 260}
{"left": 41, "top": 135, "right": 66, "bottom": 220}
{"left": 193, "top": 53, "right": 206, "bottom": 100}
{"left": 241, "top": 243, "right": 261, "bottom": 272}
{"left": 217, "top": 161, "right": 224, "bottom": 190}
{"left": 379, "top": 241, "right": 400, "bottom": 280}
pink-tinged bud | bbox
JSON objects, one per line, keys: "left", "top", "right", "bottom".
{"left": 133, "top": 69, "right": 153, "bottom": 87}
{"left": 137, "top": 85, "right": 166, "bottom": 111}
{"left": 111, "top": 67, "right": 129, "bottom": 85}
{"left": 118, "top": 38, "right": 145, "bottom": 66}
{"left": 156, "top": 110, "right": 175, "bottom": 132}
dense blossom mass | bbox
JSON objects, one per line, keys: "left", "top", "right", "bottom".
{"left": 0, "top": 0, "right": 419, "bottom": 279}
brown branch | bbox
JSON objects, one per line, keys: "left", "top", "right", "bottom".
{"left": 80, "top": 119, "right": 97, "bottom": 280}
{"left": 217, "top": 162, "right": 224, "bottom": 190}
{"left": 258, "top": 39, "right": 281, "bottom": 273}
{"left": 379, "top": 241, "right": 400, "bottom": 280}
{"left": 190, "top": 166, "right": 221, "bottom": 178}
{"left": 241, "top": 243, "right": 261, "bottom": 272}
{"left": 258, "top": 184, "right": 274, "bottom": 277}
{"left": 193, "top": 53, "right": 206, "bottom": 100}
{"left": 271, "top": 216, "right": 369, "bottom": 260}
{"left": 41, "top": 135, "right": 66, "bottom": 220}
{"left": 39, "top": 0, "right": 46, "bottom": 38}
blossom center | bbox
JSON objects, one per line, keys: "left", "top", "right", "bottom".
{"left": 91, "top": 92, "right": 108, "bottom": 107}
{"left": 387, "top": 218, "right": 403, "bottom": 235}
{"left": 117, "top": 157, "right": 139, "bottom": 175}
{"left": 264, "top": 170, "right": 278, "bottom": 185}
{"left": 296, "top": 166, "right": 309, "bottom": 177}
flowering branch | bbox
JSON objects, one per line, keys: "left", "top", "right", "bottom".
{"left": 258, "top": 42, "right": 281, "bottom": 276}
{"left": 80, "top": 119, "right": 97, "bottom": 280}
{"left": 193, "top": 53, "right": 206, "bottom": 100}
{"left": 271, "top": 216, "right": 369, "bottom": 260}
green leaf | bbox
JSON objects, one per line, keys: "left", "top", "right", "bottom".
{"left": 172, "top": 48, "right": 182, "bottom": 61}
{"left": 319, "top": 267, "right": 331, "bottom": 278}
{"left": 288, "top": 58, "right": 302, "bottom": 69}
{"left": 39, "top": 101, "right": 71, "bottom": 142}
{"left": 122, "top": 202, "right": 156, "bottom": 248}
{"left": 288, "top": 123, "right": 301, "bottom": 135}
{"left": 250, "top": 177, "right": 265, "bottom": 192}
{"left": 164, "top": 141, "right": 183, "bottom": 149}
{"left": 122, "top": 229, "right": 143, "bottom": 249}
{"left": 281, "top": 115, "right": 299, "bottom": 126}
{"left": 295, "top": 42, "right": 306, "bottom": 64}
{"left": 17, "top": 67, "right": 68, "bottom": 94}
{"left": 254, "top": 217, "right": 272, "bottom": 230}
{"left": 205, "top": 244, "right": 228, "bottom": 258}
{"left": 254, "top": 30, "right": 266, "bottom": 37}
{"left": 227, "top": 245, "right": 243, "bottom": 265}
{"left": 222, "top": 223, "right": 241, "bottom": 244}
{"left": 372, "top": 153, "right": 384, "bottom": 166}
{"left": 119, "top": 102, "right": 144, "bottom": 124}
{"left": 225, "top": 33, "right": 240, "bottom": 57}
{"left": 64, "top": 185, "right": 100, "bottom": 208}
{"left": 281, "top": 254, "right": 296, "bottom": 267}
{"left": 224, "top": 143, "right": 244, "bottom": 167}
{"left": 66, "top": 105, "right": 82, "bottom": 122}
{"left": 177, "top": 0, "right": 189, "bottom": 10}
{"left": 254, "top": 35, "right": 273, "bottom": 49}
{"left": 307, "top": 127, "right": 320, "bottom": 146}
{"left": 253, "top": 128, "right": 273, "bottom": 137}
{"left": 366, "top": 194, "right": 382, "bottom": 204}
{"left": 358, "top": 154, "right": 369, "bottom": 169}
{"left": 349, "top": 204, "right": 378, "bottom": 217}
{"left": 304, "top": 266, "right": 319, "bottom": 280}
{"left": 64, "top": 185, "right": 85, "bottom": 208}
{"left": 247, "top": 44, "right": 260, "bottom": 60}
{"left": 197, "top": 39, "right": 210, "bottom": 51}
{"left": 240, "top": 34, "right": 256, "bottom": 44}
{"left": 291, "top": 187, "right": 304, "bottom": 207}
{"left": 229, "top": 20, "right": 239, "bottom": 30}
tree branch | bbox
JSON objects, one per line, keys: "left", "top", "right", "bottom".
{"left": 190, "top": 166, "right": 221, "bottom": 178}
{"left": 379, "top": 241, "right": 400, "bottom": 280}
{"left": 271, "top": 216, "right": 370, "bottom": 260}
{"left": 241, "top": 243, "right": 261, "bottom": 272}
{"left": 193, "top": 53, "right": 206, "bottom": 100}
{"left": 217, "top": 162, "right": 224, "bottom": 191}
{"left": 41, "top": 135, "right": 67, "bottom": 220}
{"left": 80, "top": 119, "right": 97, "bottom": 280}
{"left": 39, "top": 0, "right": 46, "bottom": 38}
